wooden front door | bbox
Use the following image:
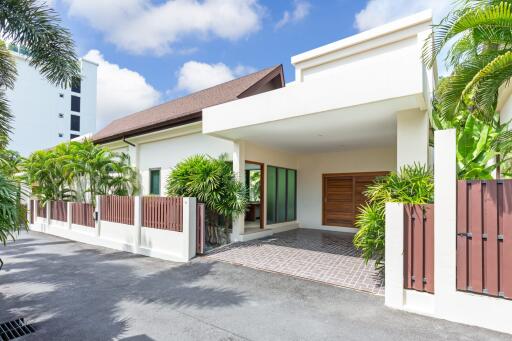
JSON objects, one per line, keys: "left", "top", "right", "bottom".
{"left": 322, "top": 172, "right": 387, "bottom": 227}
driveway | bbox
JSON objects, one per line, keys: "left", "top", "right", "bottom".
{"left": 207, "top": 229, "right": 384, "bottom": 295}
{"left": 0, "top": 231, "right": 508, "bottom": 340}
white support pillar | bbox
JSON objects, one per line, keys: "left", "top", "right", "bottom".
{"left": 385, "top": 202, "right": 405, "bottom": 308}
{"left": 232, "top": 140, "right": 246, "bottom": 241}
{"left": 396, "top": 109, "right": 429, "bottom": 170}
{"left": 95, "top": 195, "right": 101, "bottom": 237}
{"left": 183, "top": 197, "right": 197, "bottom": 261}
{"left": 433, "top": 129, "right": 457, "bottom": 314}
{"left": 46, "top": 202, "right": 51, "bottom": 232}
{"left": 67, "top": 202, "right": 72, "bottom": 230}
{"left": 133, "top": 196, "right": 142, "bottom": 253}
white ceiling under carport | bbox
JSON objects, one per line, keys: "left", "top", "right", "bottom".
{"left": 209, "top": 96, "right": 417, "bottom": 153}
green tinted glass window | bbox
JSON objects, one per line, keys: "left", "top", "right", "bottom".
{"left": 287, "top": 170, "right": 296, "bottom": 221}
{"left": 150, "top": 169, "right": 161, "bottom": 195}
{"left": 277, "top": 168, "right": 287, "bottom": 223}
{"left": 266, "top": 166, "right": 297, "bottom": 225}
{"left": 266, "top": 166, "right": 276, "bottom": 224}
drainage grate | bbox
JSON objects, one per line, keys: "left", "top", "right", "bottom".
{"left": 0, "top": 318, "right": 35, "bottom": 340}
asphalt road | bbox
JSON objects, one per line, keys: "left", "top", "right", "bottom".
{"left": 0, "top": 231, "right": 509, "bottom": 340}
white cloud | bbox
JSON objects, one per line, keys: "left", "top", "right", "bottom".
{"left": 64, "top": 0, "right": 263, "bottom": 55}
{"left": 176, "top": 61, "right": 256, "bottom": 93}
{"left": 83, "top": 50, "right": 160, "bottom": 129}
{"left": 354, "top": 0, "right": 450, "bottom": 31}
{"left": 275, "top": 0, "right": 311, "bottom": 29}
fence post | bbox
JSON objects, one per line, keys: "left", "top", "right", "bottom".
{"left": 385, "top": 202, "right": 405, "bottom": 308}
{"left": 67, "top": 202, "right": 72, "bottom": 230}
{"left": 46, "top": 201, "right": 51, "bottom": 232}
{"left": 95, "top": 196, "right": 101, "bottom": 237}
{"left": 433, "top": 129, "right": 457, "bottom": 316}
{"left": 133, "top": 196, "right": 142, "bottom": 253}
{"left": 183, "top": 197, "right": 197, "bottom": 261}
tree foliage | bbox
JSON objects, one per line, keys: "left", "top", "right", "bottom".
{"left": 0, "top": 0, "right": 80, "bottom": 146}
{"left": 423, "top": 0, "right": 512, "bottom": 122}
{"left": 23, "top": 140, "right": 139, "bottom": 205}
{"left": 166, "top": 154, "right": 247, "bottom": 217}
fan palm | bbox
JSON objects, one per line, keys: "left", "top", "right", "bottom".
{"left": 423, "top": 0, "right": 512, "bottom": 121}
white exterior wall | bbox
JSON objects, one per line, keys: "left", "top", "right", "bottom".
{"left": 29, "top": 197, "right": 197, "bottom": 263}
{"left": 7, "top": 52, "right": 97, "bottom": 156}
{"left": 396, "top": 109, "right": 430, "bottom": 169}
{"left": 138, "top": 133, "right": 233, "bottom": 195}
{"left": 297, "top": 147, "right": 396, "bottom": 232}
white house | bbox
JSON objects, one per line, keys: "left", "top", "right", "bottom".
{"left": 93, "top": 10, "right": 434, "bottom": 242}
{"left": 7, "top": 45, "right": 97, "bottom": 156}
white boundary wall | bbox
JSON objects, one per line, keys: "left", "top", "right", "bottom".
{"left": 29, "top": 197, "right": 197, "bottom": 263}
{"left": 385, "top": 129, "right": 512, "bottom": 335}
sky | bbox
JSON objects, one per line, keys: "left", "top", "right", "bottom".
{"left": 48, "top": 0, "right": 452, "bottom": 130}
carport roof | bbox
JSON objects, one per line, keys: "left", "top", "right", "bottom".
{"left": 92, "top": 65, "right": 284, "bottom": 144}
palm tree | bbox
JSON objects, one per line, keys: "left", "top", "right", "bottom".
{"left": 0, "top": 0, "right": 79, "bottom": 248}
{"left": 423, "top": 0, "right": 512, "bottom": 122}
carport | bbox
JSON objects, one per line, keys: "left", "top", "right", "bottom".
{"left": 207, "top": 228, "right": 384, "bottom": 295}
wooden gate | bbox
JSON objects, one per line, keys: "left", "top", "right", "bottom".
{"left": 404, "top": 204, "right": 435, "bottom": 293}
{"left": 457, "top": 180, "right": 512, "bottom": 299}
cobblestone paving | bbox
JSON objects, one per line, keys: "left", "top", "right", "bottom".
{"left": 207, "top": 229, "right": 384, "bottom": 295}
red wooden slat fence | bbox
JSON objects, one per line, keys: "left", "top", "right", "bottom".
{"left": 142, "top": 196, "right": 183, "bottom": 231}
{"left": 30, "top": 200, "right": 34, "bottom": 224}
{"left": 50, "top": 200, "right": 68, "bottom": 222}
{"left": 196, "top": 203, "right": 206, "bottom": 254}
{"left": 37, "top": 202, "right": 47, "bottom": 218}
{"left": 71, "top": 202, "right": 95, "bottom": 227}
{"left": 101, "top": 195, "right": 134, "bottom": 225}
{"left": 404, "top": 204, "right": 435, "bottom": 293}
{"left": 457, "top": 180, "right": 512, "bottom": 299}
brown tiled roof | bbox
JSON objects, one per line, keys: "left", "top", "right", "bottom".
{"left": 93, "top": 65, "right": 284, "bottom": 143}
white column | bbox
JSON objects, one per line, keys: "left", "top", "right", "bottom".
{"left": 67, "top": 202, "right": 72, "bottom": 230}
{"left": 95, "top": 195, "right": 101, "bottom": 237}
{"left": 46, "top": 202, "right": 51, "bottom": 232}
{"left": 433, "top": 129, "right": 457, "bottom": 314}
{"left": 182, "top": 197, "right": 197, "bottom": 261}
{"left": 133, "top": 196, "right": 142, "bottom": 253}
{"left": 385, "top": 202, "right": 405, "bottom": 308}
{"left": 232, "top": 140, "right": 246, "bottom": 241}
{"left": 396, "top": 109, "right": 429, "bottom": 170}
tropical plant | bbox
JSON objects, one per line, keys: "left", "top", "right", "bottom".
{"left": 0, "top": 0, "right": 80, "bottom": 146}
{"left": 166, "top": 154, "right": 248, "bottom": 245}
{"left": 23, "top": 140, "right": 139, "bottom": 205}
{"left": 354, "top": 164, "right": 434, "bottom": 270}
{"left": 423, "top": 0, "right": 512, "bottom": 122}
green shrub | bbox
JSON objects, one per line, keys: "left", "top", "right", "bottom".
{"left": 354, "top": 164, "right": 434, "bottom": 270}
{"left": 166, "top": 154, "right": 247, "bottom": 245}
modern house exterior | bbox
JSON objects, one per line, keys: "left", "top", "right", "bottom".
{"left": 93, "top": 10, "right": 434, "bottom": 242}
{"left": 7, "top": 45, "right": 97, "bottom": 156}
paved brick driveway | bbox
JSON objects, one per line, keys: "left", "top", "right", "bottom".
{"left": 206, "top": 228, "right": 384, "bottom": 295}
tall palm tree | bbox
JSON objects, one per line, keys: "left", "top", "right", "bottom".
{"left": 423, "top": 0, "right": 512, "bottom": 121}
{"left": 0, "top": 0, "right": 79, "bottom": 247}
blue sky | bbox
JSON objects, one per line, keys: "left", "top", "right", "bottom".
{"left": 49, "top": 0, "right": 450, "bottom": 129}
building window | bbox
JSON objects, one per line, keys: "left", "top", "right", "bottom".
{"left": 58, "top": 113, "right": 64, "bottom": 118}
{"left": 59, "top": 93, "right": 64, "bottom": 98}
{"left": 58, "top": 133, "right": 63, "bottom": 138}
{"left": 71, "top": 95, "right": 80, "bottom": 112}
{"left": 70, "top": 134, "right": 80, "bottom": 139}
{"left": 71, "top": 77, "right": 81, "bottom": 93}
{"left": 149, "top": 169, "right": 161, "bottom": 195}
{"left": 70, "top": 115, "right": 80, "bottom": 131}
{"left": 266, "top": 166, "right": 296, "bottom": 225}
